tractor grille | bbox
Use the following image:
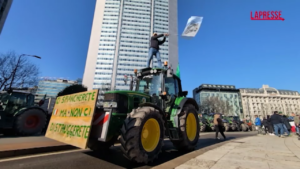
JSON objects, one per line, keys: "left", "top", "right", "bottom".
{"left": 104, "top": 93, "right": 128, "bottom": 114}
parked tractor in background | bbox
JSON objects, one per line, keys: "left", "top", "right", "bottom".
{"left": 204, "top": 113, "right": 215, "bottom": 131}
{"left": 48, "top": 62, "right": 201, "bottom": 164}
{"left": 199, "top": 113, "right": 214, "bottom": 132}
{"left": 0, "top": 89, "right": 47, "bottom": 136}
{"left": 222, "top": 116, "right": 238, "bottom": 131}
{"left": 222, "top": 116, "right": 230, "bottom": 132}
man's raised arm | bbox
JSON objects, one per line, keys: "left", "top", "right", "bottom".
{"left": 152, "top": 34, "right": 164, "bottom": 39}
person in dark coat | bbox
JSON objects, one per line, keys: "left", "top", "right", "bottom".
{"left": 262, "top": 117, "right": 269, "bottom": 134}
{"left": 270, "top": 111, "right": 285, "bottom": 137}
{"left": 213, "top": 113, "right": 226, "bottom": 140}
{"left": 266, "top": 115, "right": 274, "bottom": 135}
{"left": 282, "top": 114, "right": 291, "bottom": 135}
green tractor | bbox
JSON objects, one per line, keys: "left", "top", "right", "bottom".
{"left": 200, "top": 113, "right": 214, "bottom": 131}
{"left": 199, "top": 114, "right": 208, "bottom": 132}
{"left": 227, "top": 116, "right": 239, "bottom": 131}
{"left": 222, "top": 116, "right": 230, "bottom": 132}
{"left": 87, "top": 64, "right": 200, "bottom": 163}
{"left": 206, "top": 113, "right": 215, "bottom": 131}
{"left": 0, "top": 90, "right": 47, "bottom": 136}
{"left": 222, "top": 116, "right": 238, "bottom": 131}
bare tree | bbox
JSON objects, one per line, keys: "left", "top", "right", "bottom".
{"left": 0, "top": 51, "right": 40, "bottom": 90}
{"left": 200, "top": 96, "right": 233, "bottom": 115}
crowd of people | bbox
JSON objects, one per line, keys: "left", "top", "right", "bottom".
{"left": 254, "top": 111, "right": 300, "bottom": 138}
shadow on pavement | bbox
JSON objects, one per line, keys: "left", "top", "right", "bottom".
{"left": 84, "top": 136, "right": 238, "bottom": 169}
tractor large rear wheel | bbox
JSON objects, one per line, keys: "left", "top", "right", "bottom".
{"left": 241, "top": 124, "right": 248, "bottom": 132}
{"left": 200, "top": 124, "right": 206, "bottom": 132}
{"left": 14, "top": 109, "right": 47, "bottom": 136}
{"left": 120, "top": 107, "right": 165, "bottom": 164}
{"left": 171, "top": 104, "right": 200, "bottom": 151}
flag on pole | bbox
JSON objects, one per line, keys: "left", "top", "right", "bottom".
{"left": 181, "top": 16, "right": 203, "bottom": 38}
{"left": 176, "top": 64, "right": 180, "bottom": 79}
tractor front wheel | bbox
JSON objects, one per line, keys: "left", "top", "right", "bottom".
{"left": 171, "top": 104, "right": 200, "bottom": 151}
{"left": 14, "top": 109, "right": 47, "bottom": 136}
{"left": 241, "top": 124, "right": 248, "bottom": 132}
{"left": 200, "top": 124, "right": 206, "bottom": 132}
{"left": 224, "top": 124, "right": 230, "bottom": 132}
{"left": 120, "top": 107, "right": 165, "bottom": 164}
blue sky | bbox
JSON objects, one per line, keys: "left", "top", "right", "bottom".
{"left": 0, "top": 0, "right": 299, "bottom": 97}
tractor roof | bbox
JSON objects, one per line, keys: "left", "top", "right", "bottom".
{"left": 0, "top": 90, "right": 32, "bottom": 94}
{"left": 139, "top": 67, "right": 165, "bottom": 72}
{"left": 12, "top": 90, "right": 32, "bottom": 94}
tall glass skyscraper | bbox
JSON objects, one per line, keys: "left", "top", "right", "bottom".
{"left": 83, "top": 0, "right": 178, "bottom": 102}
{"left": 0, "top": 0, "right": 13, "bottom": 34}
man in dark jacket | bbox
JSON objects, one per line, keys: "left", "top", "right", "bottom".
{"left": 266, "top": 115, "right": 274, "bottom": 135}
{"left": 281, "top": 114, "right": 291, "bottom": 136}
{"left": 147, "top": 33, "right": 169, "bottom": 68}
{"left": 270, "top": 111, "right": 285, "bottom": 137}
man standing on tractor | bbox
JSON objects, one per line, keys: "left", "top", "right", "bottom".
{"left": 147, "top": 32, "right": 169, "bottom": 68}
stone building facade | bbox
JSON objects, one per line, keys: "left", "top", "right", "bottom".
{"left": 240, "top": 85, "right": 300, "bottom": 120}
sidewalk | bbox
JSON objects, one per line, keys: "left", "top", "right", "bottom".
{"left": 175, "top": 135, "right": 300, "bottom": 169}
{"left": 0, "top": 136, "right": 76, "bottom": 158}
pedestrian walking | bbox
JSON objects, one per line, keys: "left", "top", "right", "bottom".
{"left": 147, "top": 32, "right": 169, "bottom": 68}
{"left": 254, "top": 115, "right": 262, "bottom": 131}
{"left": 214, "top": 113, "right": 226, "bottom": 140}
{"left": 270, "top": 111, "right": 285, "bottom": 137}
{"left": 294, "top": 114, "right": 300, "bottom": 135}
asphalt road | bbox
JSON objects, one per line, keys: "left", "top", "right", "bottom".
{"left": 0, "top": 132, "right": 256, "bottom": 169}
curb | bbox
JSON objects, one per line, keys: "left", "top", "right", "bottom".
{"left": 152, "top": 135, "right": 255, "bottom": 169}
{"left": 0, "top": 145, "right": 78, "bottom": 159}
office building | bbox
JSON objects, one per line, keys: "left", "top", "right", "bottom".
{"left": 240, "top": 85, "right": 300, "bottom": 120}
{"left": 35, "top": 78, "right": 79, "bottom": 103}
{"left": 0, "top": 0, "right": 13, "bottom": 34}
{"left": 82, "top": 0, "right": 178, "bottom": 102}
{"left": 193, "top": 84, "right": 243, "bottom": 117}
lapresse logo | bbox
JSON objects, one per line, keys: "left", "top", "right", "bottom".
{"left": 251, "top": 11, "right": 285, "bottom": 21}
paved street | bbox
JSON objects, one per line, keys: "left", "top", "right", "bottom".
{"left": 176, "top": 134, "right": 300, "bottom": 169}
{"left": 0, "top": 132, "right": 256, "bottom": 169}
{"left": 0, "top": 135, "right": 65, "bottom": 151}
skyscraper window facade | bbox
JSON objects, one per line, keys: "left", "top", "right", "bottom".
{"left": 0, "top": 0, "right": 13, "bottom": 35}
{"left": 83, "top": 0, "right": 178, "bottom": 102}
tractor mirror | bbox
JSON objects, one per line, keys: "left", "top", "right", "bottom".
{"left": 182, "top": 91, "right": 188, "bottom": 97}
{"left": 159, "top": 92, "right": 167, "bottom": 100}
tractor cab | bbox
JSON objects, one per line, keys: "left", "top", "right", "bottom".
{"left": 0, "top": 89, "right": 47, "bottom": 136}
{"left": 0, "top": 90, "right": 35, "bottom": 113}
{"left": 134, "top": 62, "right": 187, "bottom": 113}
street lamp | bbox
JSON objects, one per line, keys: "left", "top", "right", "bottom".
{"left": 9, "top": 54, "right": 41, "bottom": 90}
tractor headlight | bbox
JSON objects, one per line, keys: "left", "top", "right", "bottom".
{"left": 103, "top": 101, "right": 118, "bottom": 108}
{"left": 150, "top": 70, "right": 153, "bottom": 73}
{"left": 153, "top": 69, "right": 157, "bottom": 73}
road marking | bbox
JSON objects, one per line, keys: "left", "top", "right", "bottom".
{"left": 0, "top": 149, "right": 89, "bottom": 163}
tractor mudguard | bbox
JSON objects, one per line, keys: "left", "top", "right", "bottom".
{"left": 171, "top": 97, "right": 199, "bottom": 128}
{"left": 14, "top": 107, "right": 47, "bottom": 117}
{"left": 139, "top": 102, "right": 165, "bottom": 117}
